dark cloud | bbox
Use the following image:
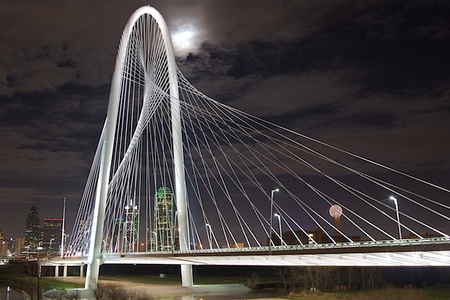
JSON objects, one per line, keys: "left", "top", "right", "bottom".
{"left": 0, "top": 0, "right": 449, "bottom": 238}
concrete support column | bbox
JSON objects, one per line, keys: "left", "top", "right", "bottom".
{"left": 181, "top": 264, "right": 193, "bottom": 287}
{"left": 55, "top": 266, "right": 59, "bottom": 277}
{"left": 80, "top": 265, "right": 84, "bottom": 277}
{"left": 63, "top": 265, "right": 68, "bottom": 277}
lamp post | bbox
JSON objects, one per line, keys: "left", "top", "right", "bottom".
{"left": 389, "top": 196, "right": 402, "bottom": 240}
{"left": 61, "top": 234, "right": 69, "bottom": 256}
{"left": 205, "top": 223, "right": 212, "bottom": 249}
{"left": 269, "top": 188, "right": 279, "bottom": 252}
{"left": 274, "top": 213, "right": 283, "bottom": 246}
{"left": 36, "top": 246, "right": 43, "bottom": 300}
{"left": 146, "top": 228, "right": 149, "bottom": 252}
{"left": 61, "top": 197, "right": 66, "bottom": 258}
{"left": 49, "top": 238, "right": 55, "bottom": 255}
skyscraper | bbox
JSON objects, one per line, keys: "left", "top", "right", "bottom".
{"left": 122, "top": 199, "right": 139, "bottom": 253}
{"left": 14, "top": 238, "right": 25, "bottom": 257}
{"left": 42, "top": 218, "right": 63, "bottom": 253}
{"left": 153, "top": 187, "right": 177, "bottom": 251}
{"left": 0, "top": 240, "right": 7, "bottom": 257}
{"left": 25, "top": 205, "right": 40, "bottom": 251}
{"left": 0, "top": 230, "right": 5, "bottom": 257}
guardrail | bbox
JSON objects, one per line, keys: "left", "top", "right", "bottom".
{"left": 105, "top": 236, "right": 450, "bottom": 257}
{"left": 63, "top": 236, "right": 450, "bottom": 259}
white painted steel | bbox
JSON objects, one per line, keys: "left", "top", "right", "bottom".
{"left": 84, "top": 6, "right": 192, "bottom": 290}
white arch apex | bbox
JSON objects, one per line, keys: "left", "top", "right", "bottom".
{"left": 84, "top": 6, "right": 191, "bottom": 290}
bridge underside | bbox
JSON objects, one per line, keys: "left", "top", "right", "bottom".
{"left": 108, "top": 251, "right": 450, "bottom": 267}
{"left": 50, "top": 250, "right": 450, "bottom": 268}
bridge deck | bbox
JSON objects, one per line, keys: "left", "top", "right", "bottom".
{"left": 49, "top": 238, "right": 450, "bottom": 267}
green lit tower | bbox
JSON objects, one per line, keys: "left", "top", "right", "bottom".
{"left": 153, "top": 187, "right": 177, "bottom": 251}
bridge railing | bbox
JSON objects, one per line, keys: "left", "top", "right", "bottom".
{"left": 111, "top": 237, "right": 450, "bottom": 257}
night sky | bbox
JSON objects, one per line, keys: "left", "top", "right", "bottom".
{"left": 1, "top": 0, "right": 449, "bottom": 239}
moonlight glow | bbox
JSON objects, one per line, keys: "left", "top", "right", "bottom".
{"left": 172, "top": 30, "right": 195, "bottom": 53}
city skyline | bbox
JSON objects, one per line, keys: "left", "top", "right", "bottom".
{"left": 5, "top": 204, "right": 64, "bottom": 241}
{"left": 0, "top": 199, "right": 66, "bottom": 239}
{"left": 1, "top": 1, "right": 449, "bottom": 239}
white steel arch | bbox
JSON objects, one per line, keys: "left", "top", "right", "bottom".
{"left": 84, "top": 6, "right": 191, "bottom": 290}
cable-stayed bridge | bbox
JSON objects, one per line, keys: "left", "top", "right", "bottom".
{"left": 54, "top": 6, "right": 450, "bottom": 290}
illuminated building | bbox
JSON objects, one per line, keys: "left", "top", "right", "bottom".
{"left": 25, "top": 205, "right": 41, "bottom": 251}
{"left": 0, "top": 240, "right": 7, "bottom": 257}
{"left": 153, "top": 187, "right": 177, "bottom": 251}
{"left": 0, "top": 231, "right": 6, "bottom": 257}
{"left": 122, "top": 200, "right": 139, "bottom": 253}
{"left": 42, "top": 218, "right": 63, "bottom": 254}
{"left": 6, "top": 238, "right": 24, "bottom": 258}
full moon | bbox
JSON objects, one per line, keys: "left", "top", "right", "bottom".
{"left": 171, "top": 20, "right": 203, "bottom": 55}
{"left": 329, "top": 204, "right": 343, "bottom": 218}
{"left": 173, "top": 30, "right": 193, "bottom": 47}
{"left": 172, "top": 27, "right": 197, "bottom": 55}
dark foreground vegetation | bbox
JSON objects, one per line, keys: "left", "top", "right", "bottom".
{"left": 1, "top": 262, "right": 450, "bottom": 299}
{"left": 0, "top": 263, "right": 80, "bottom": 299}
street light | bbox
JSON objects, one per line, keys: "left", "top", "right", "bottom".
{"left": 59, "top": 234, "right": 69, "bottom": 257}
{"left": 269, "top": 188, "right": 279, "bottom": 251}
{"left": 36, "top": 246, "right": 43, "bottom": 300}
{"left": 274, "top": 213, "right": 283, "bottom": 246}
{"left": 205, "top": 223, "right": 212, "bottom": 249}
{"left": 49, "top": 238, "right": 55, "bottom": 254}
{"left": 389, "top": 196, "right": 402, "bottom": 240}
{"left": 146, "top": 228, "right": 150, "bottom": 252}
{"left": 61, "top": 197, "right": 66, "bottom": 258}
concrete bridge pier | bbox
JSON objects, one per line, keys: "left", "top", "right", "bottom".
{"left": 181, "top": 264, "right": 193, "bottom": 287}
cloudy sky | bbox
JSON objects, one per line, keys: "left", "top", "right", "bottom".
{"left": 1, "top": 0, "right": 449, "bottom": 239}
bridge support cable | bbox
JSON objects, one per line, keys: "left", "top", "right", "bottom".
{"left": 68, "top": 5, "right": 450, "bottom": 282}
{"left": 69, "top": 125, "right": 105, "bottom": 256}
{"left": 180, "top": 71, "right": 450, "bottom": 243}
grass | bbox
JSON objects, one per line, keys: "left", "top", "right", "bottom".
{"left": 0, "top": 273, "right": 82, "bottom": 290}
{"left": 58, "top": 273, "right": 450, "bottom": 300}
{"left": 0, "top": 264, "right": 83, "bottom": 291}
{"left": 2, "top": 264, "right": 450, "bottom": 299}
{"left": 421, "top": 284, "right": 450, "bottom": 300}
{"left": 283, "top": 285, "right": 450, "bottom": 300}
